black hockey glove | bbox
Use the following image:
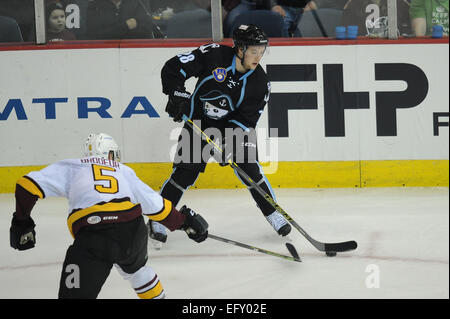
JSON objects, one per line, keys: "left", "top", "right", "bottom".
{"left": 179, "top": 206, "right": 208, "bottom": 243}
{"left": 165, "top": 88, "right": 191, "bottom": 122}
{"left": 10, "top": 214, "right": 36, "bottom": 251}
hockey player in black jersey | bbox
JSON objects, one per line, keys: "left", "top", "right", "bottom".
{"left": 149, "top": 25, "right": 291, "bottom": 245}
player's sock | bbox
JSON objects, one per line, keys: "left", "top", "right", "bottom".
{"left": 116, "top": 265, "right": 165, "bottom": 299}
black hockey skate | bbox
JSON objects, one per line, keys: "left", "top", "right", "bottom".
{"left": 148, "top": 220, "right": 167, "bottom": 249}
{"left": 266, "top": 211, "right": 291, "bottom": 236}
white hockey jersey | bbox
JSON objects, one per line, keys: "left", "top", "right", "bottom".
{"left": 16, "top": 157, "right": 172, "bottom": 237}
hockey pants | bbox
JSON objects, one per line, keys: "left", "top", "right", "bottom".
{"left": 58, "top": 216, "right": 164, "bottom": 299}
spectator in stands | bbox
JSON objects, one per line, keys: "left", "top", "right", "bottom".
{"left": 87, "top": 0, "right": 155, "bottom": 39}
{"left": 410, "top": 0, "right": 448, "bottom": 36}
{"left": 222, "top": 0, "right": 241, "bottom": 33}
{"left": 341, "top": 0, "right": 412, "bottom": 37}
{"left": 0, "top": 15, "right": 24, "bottom": 42}
{"left": 223, "top": 1, "right": 316, "bottom": 37}
{"left": 46, "top": 2, "right": 76, "bottom": 42}
{"left": 151, "top": 0, "right": 203, "bottom": 13}
{"left": 269, "top": 1, "right": 312, "bottom": 36}
{"left": 223, "top": 1, "right": 272, "bottom": 36}
{"left": 56, "top": 0, "right": 90, "bottom": 40}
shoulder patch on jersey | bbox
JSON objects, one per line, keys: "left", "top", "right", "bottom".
{"left": 199, "top": 43, "right": 221, "bottom": 53}
{"left": 212, "top": 68, "right": 227, "bottom": 83}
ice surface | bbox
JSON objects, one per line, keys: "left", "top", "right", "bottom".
{"left": 0, "top": 187, "right": 448, "bottom": 299}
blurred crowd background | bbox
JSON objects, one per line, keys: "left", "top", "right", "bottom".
{"left": 0, "top": 0, "right": 448, "bottom": 43}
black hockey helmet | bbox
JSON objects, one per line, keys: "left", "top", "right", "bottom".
{"left": 232, "top": 24, "right": 268, "bottom": 50}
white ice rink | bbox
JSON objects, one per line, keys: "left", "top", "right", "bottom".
{"left": 0, "top": 187, "right": 448, "bottom": 299}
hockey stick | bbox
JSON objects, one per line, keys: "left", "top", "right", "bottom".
{"left": 208, "top": 233, "right": 301, "bottom": 262}
{"left": 182, "top": 115, "right": 357, "bottom": 254}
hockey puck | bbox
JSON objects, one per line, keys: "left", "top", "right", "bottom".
{"left": 326, "top": 251, "right": 337, "bottom": 257}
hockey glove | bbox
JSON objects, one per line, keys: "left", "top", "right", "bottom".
{"left": 165, "top": 88, "right": 191, "bottom": 122}
{"left": 179, "top": 206, "right": 208, "bottom": 243}
{"left": 10, "top": 214, "right": 36, "bottom": 251}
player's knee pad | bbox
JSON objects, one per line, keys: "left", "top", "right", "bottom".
{"left": 164, "top": 167, "right": 201, "bottom": 193}
{"left": 115, "top": 265, "right": 165, "bottom": 299}
{"left": 161, "top": 167, "right": 201, "bottom": 207}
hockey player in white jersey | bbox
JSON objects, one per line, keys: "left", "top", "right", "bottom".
{"left": 9, "top": 133, "right": 208, "bottom": 299}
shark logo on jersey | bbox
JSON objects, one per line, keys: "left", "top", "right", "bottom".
{"left": 203, "top": 100, "right": 229, "bottom": 119}
{"left": 212, "top": 68, "right": 227, "bottom": 82}
{"left": 200, "top": 91, "right": 233, "bottom": 120}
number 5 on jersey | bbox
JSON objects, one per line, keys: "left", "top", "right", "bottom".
{"left": 92, "top": 164, "right": 119, "bottom": 194}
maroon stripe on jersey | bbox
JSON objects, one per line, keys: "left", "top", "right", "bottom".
{"left": 69, "top": 197, "right": 132, "bottom": 216}
{"left": 71, "top": 204, "right": 142, "bottom": 237}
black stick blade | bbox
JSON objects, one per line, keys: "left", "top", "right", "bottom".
{"left": 285, "top": 243, "right": 301, "bottom": 262}
{"left": 324, "top": 240, "right": 357, "bottom": 253}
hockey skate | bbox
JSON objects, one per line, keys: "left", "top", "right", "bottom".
{"left": 148, "top": 221, "right": 167, "bottom": 250}
{"left": 266, "top": 211, "right": 291, "bottom": 236}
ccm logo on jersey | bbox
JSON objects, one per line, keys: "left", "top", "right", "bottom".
{"left": 212, "top": 68, "right": 227, "bottom": 83}
{"left": 103, "top": 216, "right": 118, "bottom": 221}
{"left": 87, "top": 215, "right": 118, "bottom": 224}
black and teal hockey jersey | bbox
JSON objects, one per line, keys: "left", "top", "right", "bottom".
{"left": 161, "top": 43, "right": 270, "bottom": 132}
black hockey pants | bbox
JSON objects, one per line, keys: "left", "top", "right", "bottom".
{"left": 58, "top": 216, "right": 148, "bottom": 299}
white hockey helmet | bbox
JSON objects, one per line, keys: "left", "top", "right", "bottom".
{"left": 83, "top": 133, "right": 121, "bottom": 161}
